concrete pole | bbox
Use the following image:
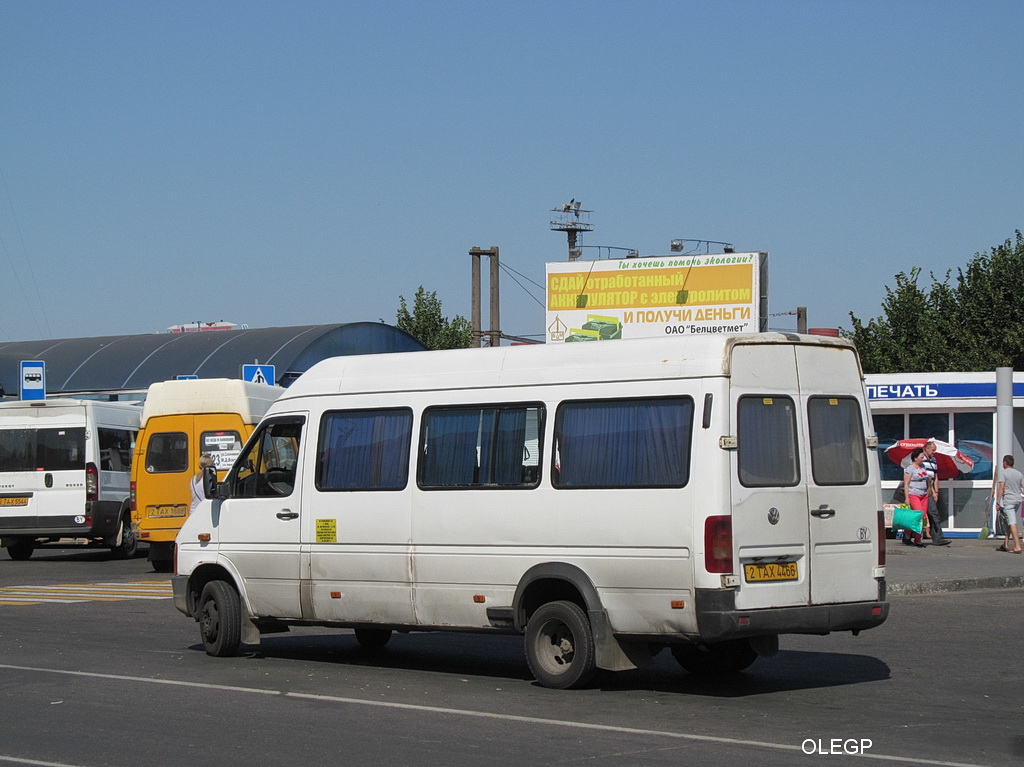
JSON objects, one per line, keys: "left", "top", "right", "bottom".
{"left": 996, "top": 366, "right": 1013, "bottom": 463}
{"left": 489, "top": 246, "right": 500, "bottom": 348}
{"left": 470, "top": 249, "right": 481, "bottom": 348}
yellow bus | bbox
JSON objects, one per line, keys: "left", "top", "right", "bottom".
{"left": 131, "top": 378, "right": 281, "bottom": 571}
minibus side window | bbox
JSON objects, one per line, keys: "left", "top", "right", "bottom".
{"left": 99, "top": 428, "right": 133, "bottom": 472}
{"left": 145, "top": 432, "right": 188, "bottom": 473}
{"left": 737, "top": 396, "right": 799, "bottom": 487}
{"left": 418, "top": 404, "right": 543, "bottom": 489}
{"left": 807, "top": 396, "right": 869, "bottom": 486}
{"left": 0, "top": 429, "right": 34, "bottom": 472}
{"left": 553, "top": 397, "right": 692, "bottom": 489}
{"left": 231, "top": 418, "right": 304, "bottom": 498}
{"left": 317, "top": 408, "right": 412, "bottom": 491}
{"left": 0, "top": 428, "right": 85, "bottom": 472}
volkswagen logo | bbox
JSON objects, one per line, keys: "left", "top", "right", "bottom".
{"left": 767, "top": 507, "right": 780, "bottom": 525}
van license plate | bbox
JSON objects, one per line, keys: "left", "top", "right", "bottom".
{"left": 0, "top": 497, "right": 28, "bottom": 507}
{"left": 744, "top": 562, "right": 798, "bottom": 582}
{"left": 148, "top": 505, "right": 187, "bottom": 518}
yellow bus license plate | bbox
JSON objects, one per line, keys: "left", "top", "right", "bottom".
{"left": 0, "top": 497, "right": 29, "bottom": 507}
{"left": 148, "top": 505, "right": 188, "bottom": 518}
{"left": 744, "top": 562, "right": 798, "bottom": 582}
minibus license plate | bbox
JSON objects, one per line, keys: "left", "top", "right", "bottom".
{"left": 744, "top": 562, "right": 798, "bottom": 582}
{"left": 0, "top": 497, "right": 28, "bottom": 507}
{"left": 149, "top": 505, "right": 188, "bottom": 518}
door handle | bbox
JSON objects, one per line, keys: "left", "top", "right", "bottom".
{"left": 276, "top": 511, "right": 299, "bottom": 520}
{"left": 811, "top": 505, "right": 836, "bottom": 518}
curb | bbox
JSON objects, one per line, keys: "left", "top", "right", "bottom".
{"left": 889, "top": 575, "right": 1024, "bottom": 596}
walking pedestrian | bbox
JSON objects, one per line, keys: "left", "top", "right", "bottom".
{"left": 902, "top": 448, "right": 929, "bottom": 547}
{"left": 922, "top": 440, "right": 950, "bottom": 546}
{"left": 995, "top": 455, "right": 1023, "bottom": 554}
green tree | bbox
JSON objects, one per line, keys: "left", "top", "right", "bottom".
{"left": 389, "top": 286, "right": 473, "bottom": 350}
{"left": 848, "top": 231, "right": 1024, "bottom": 373}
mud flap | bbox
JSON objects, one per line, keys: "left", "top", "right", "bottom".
{"left": 589, "top": 609, "right": 653, "bottom": 672}
{"left": 241, "top": 617, "right": 261, "bottom": 646}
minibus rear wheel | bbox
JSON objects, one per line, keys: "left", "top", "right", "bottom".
{"left": 199, "top": 580, "right": 242, "bottom": 657}
{"left": 525, "top": 600, "right": 597, "bottom": 689}
{"left": 671, "top": 638, "right": 758, "bottom": 676}
{"left": 109, "top": 515, "right": 138, "bottom": 560}
{"left": 6, "top": 539, "right": 34, "bottom": 561}
{"left": 354, "top": 628, "right": 393, "bottom": 650}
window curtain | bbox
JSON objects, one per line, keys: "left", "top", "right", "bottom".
{"left": 319, "top": 411, "right": 411, "bottom": 490}
{"left": 556, "top": 399, "right": 690, "bottom": 488}
{"left": 807, "top": 398, "right": 867, "bottom": 485}
{"left": 422, "top": 410, "right": 481, "bottom": 486}
{"left": 738, "top": 397, "right": 799, "bottom": 486}
{"left": 477, "top": 408, "right": 528, "bottom": 485}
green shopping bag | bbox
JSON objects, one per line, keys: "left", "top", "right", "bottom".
{"left": 891, "top": 504, "right": 923, "bottom": 535}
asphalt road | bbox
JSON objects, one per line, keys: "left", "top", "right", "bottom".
{"left": 0, "top": 546, "right": 1021, "bottom": 767}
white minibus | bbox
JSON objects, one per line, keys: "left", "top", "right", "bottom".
{"left": 173, "top": 333, "right": 888, "bottom": 688}
{"left": 0, "top": 398, "right": 140, "bottom": 560}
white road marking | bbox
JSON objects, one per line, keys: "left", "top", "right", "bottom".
{"left": 0, "top": 663, "right": 996, "bottom": 767}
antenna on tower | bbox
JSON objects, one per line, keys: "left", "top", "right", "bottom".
{"left": 550, "top": 200, "right": 593, "bottom": 261}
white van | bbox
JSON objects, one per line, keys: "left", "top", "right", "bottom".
{"left": 0, "top": 399, "right": 140, "bottom": 560}
{"left": 173, "top": 334, "right": 888, "bottom": 688}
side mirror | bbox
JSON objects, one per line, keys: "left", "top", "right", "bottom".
{"left": 202, "top": 465, "right": 220, "bottom": 499}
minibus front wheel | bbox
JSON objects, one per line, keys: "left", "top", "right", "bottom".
{"left": 199, "top": 580, "right": 242, "bottom": 657}
{"left": 525, "top": 600, "right": 597, "bottom": 689}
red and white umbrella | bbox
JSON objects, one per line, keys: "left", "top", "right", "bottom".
{"left": 885, "top": 438, "right": 974, "bottom": 479}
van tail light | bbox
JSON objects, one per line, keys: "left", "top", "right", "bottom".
{"left": 85, "top": 462, "right": 99, "bottom": 502}
{"left": 704, "top": 515, "right": 734, "bottom": 574}
{"left": 130, "top": 481, "right": 136, "bottom": 512}
{"left": 877, "top": 509, "right": 886, "bottom": 567}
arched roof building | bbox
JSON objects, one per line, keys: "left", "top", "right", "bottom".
{"left": 0, "top": 322, "right": 425, "bottom": 398}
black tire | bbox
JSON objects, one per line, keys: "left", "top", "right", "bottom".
{"left": 109, "top": 515, "right": 138, "bottom": 559}
{"left": 149, "top": 542, "right": 175, "bottom": 573}
{"left": 671, "top": 638, "right": 758, "bottom": 676}
{"left": 525, "top": 600, "right": 597, "bottom": 689}
{"left": 354, "top": 628, "right": 393, "bottom": 650}
{"left": 6, "top": 539, "right": 35, "bottom": 561}
{"left": 198, "top": 580, "right": 242, "bottom": 657}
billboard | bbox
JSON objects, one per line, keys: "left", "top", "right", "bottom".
{"left": 545, "top": 252, "right": 767, "bottom": 343}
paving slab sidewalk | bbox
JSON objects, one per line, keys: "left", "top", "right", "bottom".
{"left": 885, "top": 536, "right": 1024, "bottom": 595}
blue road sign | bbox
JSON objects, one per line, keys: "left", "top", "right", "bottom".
{"left": 20, "top": 360, "right": 46, "bottom": 401}
{"left": 242, "top": 364, "right": 275, "bottom": 386}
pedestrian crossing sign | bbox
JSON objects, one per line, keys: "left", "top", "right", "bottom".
{"left": 242, "top": 364, "right": 275, "bottom": 386}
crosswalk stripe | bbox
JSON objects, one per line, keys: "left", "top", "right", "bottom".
{"left": 0, "top": 581, "right": 173, "bottom": 606}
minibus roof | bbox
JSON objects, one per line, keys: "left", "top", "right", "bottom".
{"left": 141, "top": 378, "right": 283, "bottom": 424}
{"left": 280, "top": 333, "right": 858, "bottom": 399}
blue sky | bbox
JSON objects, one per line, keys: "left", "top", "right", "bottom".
{"left": 1, "top": 1, "right": 1021, "bottom": 342}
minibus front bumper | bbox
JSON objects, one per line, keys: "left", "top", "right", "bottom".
{"left": 694, "top": 587, "right": 889, "bottom": 642}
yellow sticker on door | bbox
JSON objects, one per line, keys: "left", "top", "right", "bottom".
{"left": 315, "top": 518, "right": 337, "bottom": 543}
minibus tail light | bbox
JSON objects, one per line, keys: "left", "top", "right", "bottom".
{"left": 704, "top": 515, "right": 733, "bottom": 574}
{"left": 85, "top": 462, "right": 99, "bottom": 502}
{"left": 877, "top": 509, "right": 886, "bottom": 567}
{"left": 130, "top": 481, "right": 136, "bottom": 512}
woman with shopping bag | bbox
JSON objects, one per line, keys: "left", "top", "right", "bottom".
{"left": 901, "top": 448, "right": 930, "bottom": 547}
